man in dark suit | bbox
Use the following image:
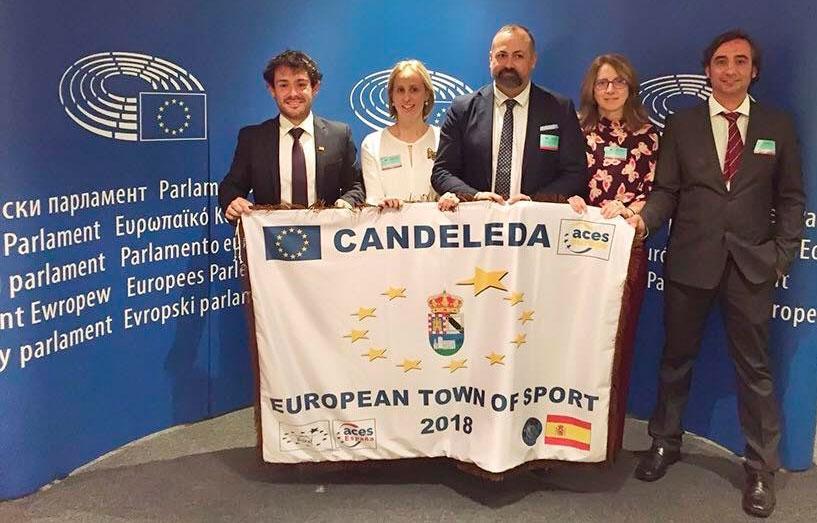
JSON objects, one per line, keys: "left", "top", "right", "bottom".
{"left": 629, "top": 30, "right": 805, "bottom": 517}
{"left": 219, "top": 50, "right": 364, "bottom": 221}
{"left": 431, "top": 24, "right": 587, "bottom": 209}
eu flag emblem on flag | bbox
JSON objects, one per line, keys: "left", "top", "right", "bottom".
{"left": 264, "top": 226, "right": 321, "bottom": 261}
{"left": 139, "top": 92, "right": 207, "bottom": 141}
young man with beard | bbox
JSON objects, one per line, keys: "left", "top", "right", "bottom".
{"left": 219, "top": 50, "right": 364, "bottom": 221}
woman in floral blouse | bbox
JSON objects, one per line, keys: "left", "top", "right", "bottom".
{"left": 568, "top": 54, "right": 658, "bottom": 218}
{"left": 569, "top": 55, "right": 656, "bottom": 441}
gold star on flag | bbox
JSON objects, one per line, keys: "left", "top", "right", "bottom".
{"left": 485, "top": 352, "right": 506, "bottom": 366}
{"left": 511, "top": 333, "right": 527, "bottom": 349}
{"left": 443, "top": 359, "right": 468, "bottom": 373}
{"left": 397, "top": 359, "right": 421, "bottom": 372}
{"left": 351, "top": 307, "right": 376, "bottom": 320}
{"left": 343, "top": 329, "right": 369, "bottom": 343}
{"left": 457, "top": 267, "right": 508, "bottom": 296}
{"left": 504, "top": 292, "right": 524, "bottom": 306}
{"left": 382, "top": 287, "right": 407, "bottom": 300}
{"left": 362, "top": 348, "right": 387, "bottom": 362}
{"left": 518, "top": 310, "right": 535, "bottom": 324}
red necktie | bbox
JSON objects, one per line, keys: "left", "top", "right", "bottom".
{"left": 721, "top": 112, "right": 743, "bottom": 184}
{"left": 290, "top": 127, "right": 307, "bottom": 206}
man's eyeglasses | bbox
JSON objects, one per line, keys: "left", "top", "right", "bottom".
{"left": 594, "top": 78, "right": 628, "bottom": 91}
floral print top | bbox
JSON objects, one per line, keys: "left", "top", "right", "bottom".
{"left": 585, "top": 117, "right": 659, "bottom": 206}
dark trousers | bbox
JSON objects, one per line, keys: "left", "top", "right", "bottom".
{"left": 648, "top": 257, "right": 780, "bottom": 473}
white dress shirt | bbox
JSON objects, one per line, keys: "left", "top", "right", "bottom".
{"left": 491, "top": 82, "right": 531, "bottom": 196}
{"left": 709, "top": 95, "right": 750, "bottom": 191}
{"left": 279, "top": 112, "right": 317, "bottom": 204}
{"left": 361, "top": 126, "right": 440, "bottom": 204}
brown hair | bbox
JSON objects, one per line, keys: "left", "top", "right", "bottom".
{"left": 701, "top": 29, "right": 761, "bottom": 82}
{"left": 493, "top": 24, "right": 536, "bottom": 54}
{"left": 578, "top": 54, "right": 649, "bottom": 133}
{"left": 262, "top": 50, "right": 322, "bottom": 87}
{"left": 387, "top": 60, "right": 435, "bottom": 120}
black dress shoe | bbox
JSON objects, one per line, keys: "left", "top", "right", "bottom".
{"left": 633, "top": 444, "right": 680, "bottom": 482}
{"left": 742, "top": 472, "right": 775, "bottom": 518}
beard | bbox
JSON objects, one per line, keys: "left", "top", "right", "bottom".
{"left": 494, "top": 68, "right": 523, "bottom": 89}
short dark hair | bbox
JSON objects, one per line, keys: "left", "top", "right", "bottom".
{"left": 702, "top": 29, "right": 761, "bottom": 79}
{"left": 262, "top": 50, "right": 323, "bottom": 87}
{"left": 494, "top": 24, "right": 536, "bottom": 54}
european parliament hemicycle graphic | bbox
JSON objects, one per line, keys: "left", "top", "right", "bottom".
{"left": 639, "top": 74, "right": 712, "bottom": 130}
{"left": 350, "top": 69, "right": 474, "bottom": 130}
{"left": 58, "top": 51, "right": 207, "bottom": 142}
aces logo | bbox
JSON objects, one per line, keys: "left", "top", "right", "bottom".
{"left": 333, "top": 419, "right": 377, "bottom": 450}
{"left": 557, "top": 220, "right": 616, "bottom": 260}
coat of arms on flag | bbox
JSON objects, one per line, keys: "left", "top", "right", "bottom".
{"left": 427, "top": 291, "right": 464, "bottom": 356}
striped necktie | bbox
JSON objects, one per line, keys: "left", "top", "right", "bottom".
{"left": 721, "top": 112, "right": 743, "bottom": 184}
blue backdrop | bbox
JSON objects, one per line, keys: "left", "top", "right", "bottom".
{"left": 1, "top": 0, "right": 815, "bottom": 499}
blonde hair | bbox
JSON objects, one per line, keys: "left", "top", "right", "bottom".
{"left": 387, "top": 60, "right": 435, "bottom": 120}
{"left": 578, "top": 54, "right": 649, "bottom": 132}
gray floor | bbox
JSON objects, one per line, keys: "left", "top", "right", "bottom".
{"left": 2, "top": 409, "right": 816, "bottom": 522}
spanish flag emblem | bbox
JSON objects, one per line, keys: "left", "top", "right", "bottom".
{"left": 544, "top": 415, "right": 591, "bottom": 451}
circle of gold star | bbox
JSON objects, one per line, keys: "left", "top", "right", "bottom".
{"left": 362, "top": 348, "right": 387, "bottom": 361}
{"left": 504, "top": 292, "right": 524, "bottom": 306}
{"left": 397, "top": 359, "right": 421, "bottom": 372}
{"left": 443, "top": 359, "right": 468, "bottom": 373}
{"left": 518, "top": 310, "right": 535, "bottom": 324}
{"left": 381, "top": 286, "right": 407, "bottom": 300}
{"left": 275, "top": 228, "right": 309, "bottom": 259}
{"left": 485, "top": 352, "right": 506, "bottom": 366}
{"left": 343, "top": 329, "right": 369, "bottom": 343}
{"left": 511, "top": 333, "right": 527, "bottom": 349}
{"left": 351, "top": 307, "right": 376, "bottom": 321}
{"left": 457, "top": 267, "right": 508, "bottom": 296}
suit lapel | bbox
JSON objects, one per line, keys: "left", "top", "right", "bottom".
{"left": 313, "top": 116, "right": 327, "bottom": 199}
{"left": 474, "top": 85, "right": 494, "bottom": 189}
{"left": 521, "top": 85, "right": 541, "bottom": 189}
{"left": 732, "top": 102, "right": 762, "bottom": 192}
{"left": 262, "top": 117, "right": 281, "bottom": 203}
{"left": 696, "top": 104, "right": 727, "bottom": 191}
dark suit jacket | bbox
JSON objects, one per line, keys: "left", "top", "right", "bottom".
{"left": 641, "top": 102, "right": 805, "bottom": 289}
{"left": 430, "top": 83, "right": 588, "bottom": 198}
{"left": 218, "top": 115, "right": 365, "bottom": 215}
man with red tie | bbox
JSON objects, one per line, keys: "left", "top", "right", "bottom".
{"left": 629, "top": 30, "right": 804, "bottom": 517}
{"left": 219, "top": 50, "right": 364, "bottom": 221}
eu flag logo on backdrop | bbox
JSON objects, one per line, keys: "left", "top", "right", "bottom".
{"left": 264, "top": 226, "right": 322, "bottom": 261}
{"left": 139, "top": 92, "right": 207, "bottom": 141}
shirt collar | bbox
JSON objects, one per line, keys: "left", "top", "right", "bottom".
{"left": 279, "top": 112, "right": 315, "bottom": 136}
{"left": 708, "top": 95, "right": 751, "bottom": 118}
{"left": 493, "top": 81, "right": 531, "bottom": 108}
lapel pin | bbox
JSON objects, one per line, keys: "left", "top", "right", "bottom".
{"left": 317, "top": 146, "right": 325, "bottom": 152}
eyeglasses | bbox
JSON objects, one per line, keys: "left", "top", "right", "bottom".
{"left": 594, "top": 78, "right": 628, "bottom": 91}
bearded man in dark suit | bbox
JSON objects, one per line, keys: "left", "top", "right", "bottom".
{"left": 431, "top": 24, "right": 587, "bottom": 209}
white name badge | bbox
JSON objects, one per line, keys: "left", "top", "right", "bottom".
{"left": 603, "top": 145, "right": 628, "bottom": 160}
{"left": 380, "top": 154, "right": 402, "bottom": 170}
{"left": 754, "top": 139, "right": 776, "bottom": 156}
{"left": 540, "top": 134, "right": 559, "bottom": 151}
